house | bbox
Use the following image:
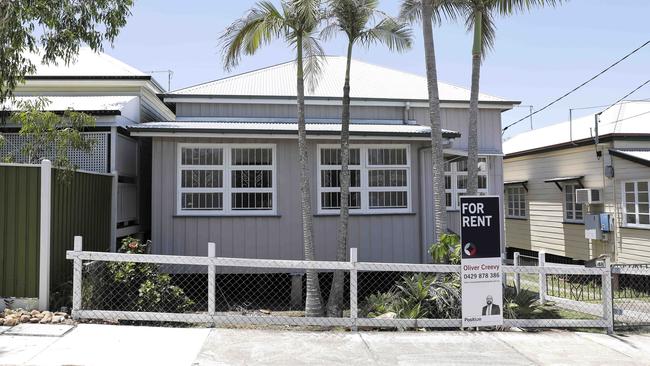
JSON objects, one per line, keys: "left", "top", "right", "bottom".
{"left": 130, "top": 56, "right": 519, "bottom": 263}
{"left": 0, "top": 49, "right": 175, "bottom": 246}
{"left": 503, "top": 100, "right": 650, "bottom": 264}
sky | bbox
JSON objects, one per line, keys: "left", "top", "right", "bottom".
{"left": 103, "top": 0, "right": 650, "bottom": 139}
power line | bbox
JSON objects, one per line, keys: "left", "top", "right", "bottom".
{"left": 599, "top": 80, "right": 650, "bottom": 114}
{"left": 502, "top": 39, "right": 650, "bottom": 133}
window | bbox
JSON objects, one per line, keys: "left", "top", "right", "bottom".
{"left": 177, "top": 144, "right": 276, "bottom": 215}
{"left": 444, "top": 157, "right": 489, "bottom": 210}
{"left": 506, "top": 186, "right": 527, "bottom": 218}
{"left": 563, "top": 183, "right": 583, "bottom": 222}
{"left": 622, "top": 180, "right": 650, "bottom": 228}
{"left": 317, "top": 145, "right": 410, "bottom": 214}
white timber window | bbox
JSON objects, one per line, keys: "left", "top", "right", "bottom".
{"left": 505, "top": 186, "right": 527, "bottom": 219}
{"left": 622, "top": 180, "right": 650, "bottom": 228}
{"left": 563, "top": 183, "right": 583, "bottom": 223}
{"left": 177, "top": 144, "right": 276, "bottom": 215}
{"left": 317, "top": 145, "right": 410, "bottom": 214}
{"left": 444, "top": 157, "right": 489, "bottom": 210}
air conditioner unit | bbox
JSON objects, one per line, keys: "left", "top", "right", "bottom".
{"left": 576, "top": 188, "right": 603, "bottom": 204}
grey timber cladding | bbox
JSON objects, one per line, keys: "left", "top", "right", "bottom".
{"left": 151, "top": 137, "right": 425, "bottom": 263}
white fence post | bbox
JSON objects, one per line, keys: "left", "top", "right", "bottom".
{"left": 349, "top": 247, "right": 358, "bottom": 332}
{"left": 513, "top": 252, "right": 521, "bottom": 295}
{"left": 208, "top": 242, "right": 216, "bottom": 317}
{"left": 538, "top": 251, "right": 546, "bottom": 305}
{"left": 38, "top": 159, "right": 52, "bottom": 311}
{"left": 72, "top": 236, "right": 83, "bottom": 319}
{"left": 602, "top": 257, "right": 614, "bottom": 334}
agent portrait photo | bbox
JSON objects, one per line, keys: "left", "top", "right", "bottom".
{"left": 482, "top": 295, "right": 500, "bottom": 315}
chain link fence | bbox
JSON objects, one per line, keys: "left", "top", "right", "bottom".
{"left": 612, "top": 264, "right": 650, "bottom": 330}
{"left": 65, "top": 238, "right": 623, "bottom": 332}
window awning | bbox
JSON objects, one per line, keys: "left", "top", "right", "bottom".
{"left": 504, "top": 180, "right": 528, "bottom": 191}
{"left": 609, "top": 149, "right": 650, "bottom": 168}
{"left": 543, "top": 176, "right": 584, "bottom": 191}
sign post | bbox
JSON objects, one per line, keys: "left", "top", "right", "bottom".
{"left": 460, "top": 195, "right": 503, "bottom": 327}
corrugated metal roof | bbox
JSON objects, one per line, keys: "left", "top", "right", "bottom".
{"left": 504, "top": 101, "right": 650, "bottom": 155}
{"left": 2, "top": 96, "right": 138, "bottom": 112}
{"left": 171, "top": 56, "right": 511, "bottom": 103}
{"left": 128, "top": 120, "right": 460, "bottom": 138}
{"left": 24, "top": 48, "right": 146, "bottom": 77}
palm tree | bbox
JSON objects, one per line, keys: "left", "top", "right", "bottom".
{"left": 219, "top": 0, "right": 326, "bottom": 317}
{"left": 462, "top": 0, "right": 560, "bottom": 195}
{"left": 322, "top": 0, "right": 413, "bottom": 317}
{"left": 400, "top": 0, "right": 457, "bottom": 249}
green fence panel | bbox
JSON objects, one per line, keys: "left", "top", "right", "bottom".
{"left": 0, "top": 165, "right": 41, "bottom": 298}
{"left": 50, "top": 169, "right": 112, "bottom": 294}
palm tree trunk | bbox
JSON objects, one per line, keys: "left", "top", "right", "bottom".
{"left": 326, "top": 41, "right": 353, "bottom": 317}
{"left": 467, "top": 11, "right": 482, "bottom": 196}
{"left": 296, "top": 34, "right": 323, "bottom": 317}
{"left": 422, "top": 1, "right": 447, "bottom": 244}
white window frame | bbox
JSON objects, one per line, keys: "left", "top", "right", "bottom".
{"left": 505, "top": 185, "right": 527, "bottom": 219}
{"left": 317, "top": 144, "right": 411, "bottom": 214}
{"left": 444, "top": 156, "right": 489, "bottom": 211}
{"left": 176, "top": 143, "right": 277, "bottom": 216}
{"left": 622, "top": 179, "right": 650, "bottom": 229}
{"left": 563, "top": 183, "right": 583, "bottom": 223}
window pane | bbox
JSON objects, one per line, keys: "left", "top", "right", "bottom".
{"left": 181, "top": 170, "right": 223, "bottom": 188}
{"left": 231, "top": 192, "right": 273, "bottom": 210}
{"left": 369, "top": 191, "right": 407, "bottom": 209}
{"left": 181, "top": 193, "right": 223, "bottom": 210}
{"left": 627, "top": 214, "right": 637, "bottom": 224}
{"left": 639, "top": 181, "right": 648, "bottom": 192}
{"left": 232, "top": 170, "right": 272, "bottom": 188}
{"left": 478, "top": 175, "right": 487, "bottom": 189}
{"left": 639, "top": 192, "right": 649, "bottom": 203}
{"left": 626, "top": 193, "right": 636, "bottom": 203}
{"left": 457, "top": 175, "right": 467, "bottom": 189}
{"left": 181, "top": 148, "right": 223, "bottom": 165}
{"left": 320, "top": 148, "right": 360, "bottom": 165}
{"left": 321, "top": 192, "right": 361, "bottom": 209}
{"left": 456, "top": 158, "right": 468, "bottom": 172}
{"left": 640, "top": 214, "right": 650, "bottom": 225}
{"left": 368, "top": 148, "right": 407, "bottom": 165}
{"left": 626, "top": 204, "right": 637, "bottom": 213}
{"left": 321, "top": 170, "right": 360, "bottom": 188}
{"left": 368, "top": 169, "right": 407, "bottom": 187}
{"left": 625, "top": 182, "right": 635, "bottom": 193}
{"left": 445, "top": 176, "right": 452, "bottom": 189}
{"left": 231, "top": 148, "right": 272, "bottom": 165}
{"left": 446, "top": 193, "right": 452, "bottom": 208}
{"left": 639, "top": 204, "right": 649, "bottom": 215}
{"left": 478, "top": 159, "right": 487, "bottom": 172}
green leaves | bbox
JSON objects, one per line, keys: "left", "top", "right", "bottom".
{"left": 428, "top": 233, "right": 461, "bottom": 264}
{"left": 0, "top": 0, "right": 134, "bottom": 103}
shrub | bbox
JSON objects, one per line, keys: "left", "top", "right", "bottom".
{"left": 503, "top": 286, "right": 559, "bottom": 319}
{"left": 428, "top": 234, "right": 461, "bottom": 264}
{"left": 83, "top": 237, "right": 194, "bottom": 313}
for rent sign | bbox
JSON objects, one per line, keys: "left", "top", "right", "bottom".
{"left": 460, "top": 196, "right": 503, "bottom": 327}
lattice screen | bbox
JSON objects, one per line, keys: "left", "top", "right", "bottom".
{"left": 0, "top": 132, "right": 109, "bottom": 172}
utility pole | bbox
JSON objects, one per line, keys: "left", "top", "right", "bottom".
{"left": 147, "top": 70, "right": 174, "bottom": 92}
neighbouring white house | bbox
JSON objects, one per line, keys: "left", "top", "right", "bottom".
{"left": 503, "top": 100, "right": 650, "bottom": 264}
{"left": 0, "top": 49, "right": 175, "bottom": 245}
{"left": 129, "top": 56, "right": 519, "bottom": 263}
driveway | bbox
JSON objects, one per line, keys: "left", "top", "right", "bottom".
{"left": 1, "top": 324, "right": 650, "bottom": 365}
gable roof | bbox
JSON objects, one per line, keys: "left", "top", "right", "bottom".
{"left": 503, "top": 100, "right": 650, "bottom": 156}
{"left": 170, "top": 56, "right": 515, "bottom": 104}
{"left": 23, "top": 47, "right": 147, "bottom": 78}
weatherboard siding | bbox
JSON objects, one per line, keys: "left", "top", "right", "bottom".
{"left": 611, "top": 154, "right": 650, "bottom": 264}
{"left": 151, "top": 137, "right": 426, "bottom": 263}
{"left": 504, "top": 145, "right": 608, "bottom": 260}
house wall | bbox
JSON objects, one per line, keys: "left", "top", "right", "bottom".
{"left": 504, "top": 145, "right": 610, "bottom": 260}
{"left": 151, "top": 137, "right": 428, "bottom": 263}
{"left": 610, "top": 153, "right": 650, "bottom": 263}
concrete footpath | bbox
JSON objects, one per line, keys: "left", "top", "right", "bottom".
{"left": 1, "top": 324, "right": 650, "bottom": 366}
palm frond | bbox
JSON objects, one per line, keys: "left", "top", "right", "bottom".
{"left": 218, "top": 1, "right": 286, "bottom": 71}
{"left": 302, "top": 34, "right": 326, "bottom": 92}
{"left": 400, "top": 0, "right": 463, "bottom": 25}
{"left": 358, "top": 18, "right": 413, "bottom": 52}
{"left": 497, "top": 0, "right": 563, "bottom": 15}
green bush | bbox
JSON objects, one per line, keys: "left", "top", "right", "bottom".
{"left": 83, "top": 237, "right": 194, "bottom": 313}
{"left": 428, "top": 234, "right": 461, "bottom": 264}
{"left": 503, "top": 286, "right": 559, "bottom": 319}
{"left": 360, "top": 273, "right": 461, "bottom": 319}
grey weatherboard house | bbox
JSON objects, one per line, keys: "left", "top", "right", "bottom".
{"left": 130, "top": 57, "right": 519, "bottom": 263}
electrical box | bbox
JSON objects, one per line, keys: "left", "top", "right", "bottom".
{"left": 585, "top": 214, "right": 613, "bottom": 239}
{"left": 576, "top": 188, "right": 603, "bottom": 204}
